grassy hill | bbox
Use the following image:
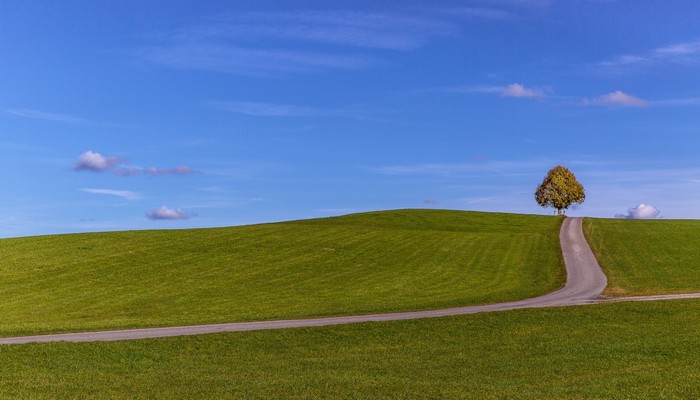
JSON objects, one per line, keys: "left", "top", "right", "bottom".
{"left": 4, "top": 211, "right": 700, "bottom": 398}
{"left": 584, "top": 218, "right": 700, "bottom": 296}
{"left": 0, "top": 209, "right": 564, "bottom": 336}
{"left": 1, "top": 300, "right": 698, "bottom": 399}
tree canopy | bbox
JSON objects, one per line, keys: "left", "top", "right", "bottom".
{"left": 535, "top": 165, "right": 585, "bottom": 215}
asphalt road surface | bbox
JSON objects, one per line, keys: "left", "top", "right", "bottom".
{"left": 1, "top": 217, "right": 698, "bottom": 344}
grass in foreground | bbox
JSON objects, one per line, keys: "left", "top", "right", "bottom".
{"left": 0, "top": 209, "right": 564, "bottom": 336}
{"left": 584, "top": 218, "right": 700, "bottom": 296}
{"left": 0, "top": 300, "right": 698, "bottom": 399}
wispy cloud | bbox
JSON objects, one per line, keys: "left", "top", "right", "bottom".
{"left": 372, "top": 159, "right": 548, "bottom": 176}
{"left": 595, "top": 40, "right": 700, "bottom": 73}
{"left": 439, "top": 7, "right": 515, "bottom": 20}
{"left": 81, "top": 188, "right": 142, "bottom": 201}
{"left": 146, "top": 206, "right": 191, "bottom": 220}
{"left": 7, "top": 109, "right": 92, "bottom": 124}
{"left": 210, "top": 101, "right": 323, "bottom": 117}
{"left": 651, "top": 97, "right": 700, "bottom": 107}
{"left": 208, "top": 100, "right": 367, "bottom": 118}
{"left": 653, "top": 41, "right": 700, "bottom": 59}
{"left": 136, "top": 10, "right": 459, "bottom": 76}
{"left": 583, "top": 90, "right": 649, "bottom": 107}
{"left": 222, "top": 11, "right": 455, "bottom": 51}
{"left": 144, "top": 166, "right": 194, "bottom": 176}
{"left": 140, "top": 44, "right": 382, "bottom": 76}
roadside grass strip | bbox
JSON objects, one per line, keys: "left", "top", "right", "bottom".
{"left": 0, "top": 300, "right": 698, "bottom": 399}
{"left": 0, "top": 210, "right": 564, "bottom": 336}
{"left": 584, "top": 218, "right": 700, "bottom": 296}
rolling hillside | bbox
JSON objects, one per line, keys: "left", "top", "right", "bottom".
{"left": 0, "top": 209, "right": 564, "bottom": 336}
{"left": 584, "top": 218, "right": 700, "bottom": 296}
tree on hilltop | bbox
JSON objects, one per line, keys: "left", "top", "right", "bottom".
{"left": 535, "top": 165, "right": 585, "bottom": 216}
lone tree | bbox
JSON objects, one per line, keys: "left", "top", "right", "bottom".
{"left": 535, "top": 165, "right": 585, "bottom": 216}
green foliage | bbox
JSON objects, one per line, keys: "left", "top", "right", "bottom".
{"left": 0, "top": 209, "right": 564, "bottom": 336}
{"left": 584, "top": 218, "right": 700, "bottom": 296}
{"left": 534, "top": 165, "right": 586, "bottom": 215}
{"left": 1, "top": 300, "right": 699, "bottom": 399}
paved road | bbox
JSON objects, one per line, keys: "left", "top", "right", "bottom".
{"left": 1, "top": 217, "right": 698, "bottom": 345}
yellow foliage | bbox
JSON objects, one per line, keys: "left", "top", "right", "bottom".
{"left": 534, "top": 165, "right": 585, "bottom": 215}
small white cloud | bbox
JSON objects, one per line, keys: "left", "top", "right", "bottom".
{"left": 615, "top": 203, "right": 661, "bottom": 219}
{"left": 146, "top": 206, "right": 191, "bottom": 220}
{"left": 81, "top": 188, "right": 141, "bottom": 201}
{"left": 501, "top": 83, "right": 545, "bottom": 98}
{"left": 583, "top": 90, "right": 648, "bottom": 107}
{"left": 74, "top": 151, "right": 121, "bottom": 172}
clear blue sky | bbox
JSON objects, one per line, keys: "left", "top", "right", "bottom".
{"left": 3, "top": 0, "right": 700, "bottom": 237}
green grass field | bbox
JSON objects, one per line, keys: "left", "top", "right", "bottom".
{"left": 0, "top": 209, "right": 564, "bottom": 336}
{"left": 1, "top": 299, "right": 698, "bottom": 399}
{"left": 584, "top": 218, "right": 700, "bottom": 296}
{"left": 4, "top": 211, "right": 700, "bottom": 398}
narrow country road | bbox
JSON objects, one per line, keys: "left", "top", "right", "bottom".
{"left": 1, "top": 217, "right": 698, "bottom": 345}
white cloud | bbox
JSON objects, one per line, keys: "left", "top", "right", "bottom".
{"left": 583, "top": 91, "right": 648, "bottom": 107}
{"left": 74, "top": 151, "right": 121, "bottom": 172}
{"left": 81, "top": 188, "right": 141, "bottom": 201}
{"left": 74, "top": 151, "right": 194, "bottom": 176}
{"left": 146, "top": 206, "right": 191, "bottom": 220}
{"left": 615, "top": 203, "right": 661, "bottom": 219}
{"left": 501, "top": 83, "right": 545, "bottom": 98}
{"left": 596, "top": 40, "right": 700, "bottom": 73}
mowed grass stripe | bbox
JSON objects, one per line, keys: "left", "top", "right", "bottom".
{"left": 0, "top": 300, "right": 698, "bottom": 399}
{"left": 584, "top": 218, "right": 700, "bottom": 296}
{"left": 0, "top": 210, "right": 564, "bottom": 336}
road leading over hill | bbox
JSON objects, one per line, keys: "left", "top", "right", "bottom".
{"left": 1, "top": 217, "right": 698, "bottom": 345}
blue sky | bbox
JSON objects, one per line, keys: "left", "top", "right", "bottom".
{"left": 3, "top": 0, "right": 700, "bottom": 237}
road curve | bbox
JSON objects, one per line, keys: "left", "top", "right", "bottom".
{"left": 0, "top": 217, "right": 694, "bottom": 345}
